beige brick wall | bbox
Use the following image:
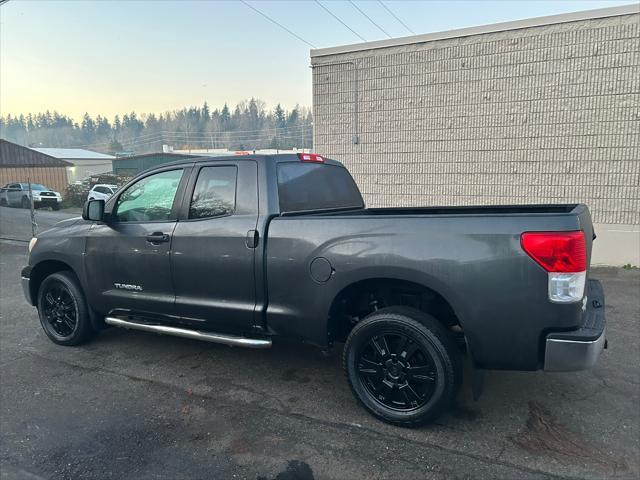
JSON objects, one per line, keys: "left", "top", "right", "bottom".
{"left": 311, "top": 12, "right": 640, "bottom": 225}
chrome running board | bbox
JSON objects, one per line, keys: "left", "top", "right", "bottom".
{"left": 105, "top": 317, "right": 272, "bottom": 348}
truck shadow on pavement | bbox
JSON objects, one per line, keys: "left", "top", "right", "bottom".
{"left": 87, "top": 325, "right": 638, "bottom": 479}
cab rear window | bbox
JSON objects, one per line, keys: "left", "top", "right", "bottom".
{"left": 277, "top": 162, "right": 363, "bottom": 213}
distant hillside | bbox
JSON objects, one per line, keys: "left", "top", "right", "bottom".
{"left": 0, "top": 99, "right": 312, "bottom": 154}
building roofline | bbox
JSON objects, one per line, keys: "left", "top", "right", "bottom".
{"left": 310, "top": 4, "right": 638, "bottom": 58}
{"left": 0, "top": 139, "right": 74, "bottom": 167}
{"left": 112, "top": 152, "right": 198, "bottom": 161}
{"left": 31, "top": 147, "right": 115, "bottom": 160}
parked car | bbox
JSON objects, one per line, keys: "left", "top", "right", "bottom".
{"left": 87, "top": 184, "right": 118, "bottom": 202}
{"left": 21, "top": 154, "right": 606, "bottom": 426}
{"left": 0, "top": 183, "right": 62, "bottom": 209}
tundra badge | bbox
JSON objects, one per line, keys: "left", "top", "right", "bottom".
{"left": 114, "top": 283, "right": 143, "bottom": 291}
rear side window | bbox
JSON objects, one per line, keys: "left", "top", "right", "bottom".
{"left": 189, "top": 166, "right": 237, "bottom": 219}
{"left": 277, "top": 163, "right": 363, "bottom": 213}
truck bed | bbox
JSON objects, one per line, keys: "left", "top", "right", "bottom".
{"left": 265, "top": 202, "right": 594, "bottom": 370}
{"left": 316, "top": 204, "right": 581, "bottom": 217}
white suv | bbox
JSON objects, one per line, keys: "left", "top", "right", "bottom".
{"left": 88, "top": 184, "right": 118, "bottom": 202}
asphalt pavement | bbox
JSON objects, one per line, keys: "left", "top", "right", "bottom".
{"left": 0, "top": 205, "right": 81, "bottom": 243}
{"left": 0, "top": 206, "right": 638, "bottom": 479}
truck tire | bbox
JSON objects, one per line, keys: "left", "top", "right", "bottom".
{"left": 36, "top": 271, "right": 95, "bottom": 346}
{"left": 0, "top": 198, "right": 7, "bottom": 206}
{"left": 21, "top": 196, "right": 31, "bottom": 209}
{"left": 343, "top": 306, "right": 462, "bottom": 427}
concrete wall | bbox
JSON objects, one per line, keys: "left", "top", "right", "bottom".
{"left": 0, "top": 167, "right": 68, "bottom": 196}
{"left": 311, "top": 7, "right": 639, "bottom": 266}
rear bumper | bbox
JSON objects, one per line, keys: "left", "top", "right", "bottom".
{"left": 544, "top": 279, "right": 606, "bottom": 372}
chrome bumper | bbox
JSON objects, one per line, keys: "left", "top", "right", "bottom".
{"left": 544, "top": 279, "right": 606, "bottom": 372}
{"left": 544, "top": 327, "right": 606, "bottom": 371}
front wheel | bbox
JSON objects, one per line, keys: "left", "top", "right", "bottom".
{"left": 52, "top": 204, "right": 60, "bottom": 211}
{"left": 343, "top": 306, "right": 462, "bottom": 427}
{"left": 21, "top": 196, "right": 31, "bottom": 209}
{"left": 37, "top": 271, "right": 95, "bottom": 346}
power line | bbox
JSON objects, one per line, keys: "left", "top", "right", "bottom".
{"left": 120, "top": 133, "right": 312, "bottom": 150}
{"left": 314, "top": 0, "right": 366, "bottom": 42}
{"left": 239, "top": 0, "right": 317, "bottom": 48}
{"left": 70, "top": 125, "right": 314, "bottom": 149}
{"left": 378, "top": 0, "right": 415, "bottom": 35}
{"left": 70, "top": 125, "right": 314, "bottom": 148}
{"left": 348, "top": 0, "right": 391, "bottom": 39}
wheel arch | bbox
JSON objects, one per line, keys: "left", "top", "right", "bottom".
{"left": 29, "top": 258, "right": 105, "bottom": 330}
{"left": 325, "top": 268, "right": 470, "bottom": 345}
{"left": 29, "top": 259, "right": 76, "bottom": 306}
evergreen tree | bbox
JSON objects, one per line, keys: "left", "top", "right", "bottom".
{"left": 0, "top": 98, "right": 313, "bottom": 153}
{"left": 220, "top": 103, "right": 230, "bottom": 128}
{"left": 274, "top": 104, "right": 286, "bottom": 129}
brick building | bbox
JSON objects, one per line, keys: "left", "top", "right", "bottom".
{"left": 311, "top": 5, "right": 639, "bottom": 265}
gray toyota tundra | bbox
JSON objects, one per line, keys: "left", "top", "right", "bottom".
{"left": 21, "top": 153, "right": 606, "bottom": 426}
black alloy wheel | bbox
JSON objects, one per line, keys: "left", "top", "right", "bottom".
{"left": 41, "top": 282, "right": 78, "bottom": 337}
{"left": 357, "top": 331, "right": 437, "bottom": 411}
{"left": 37, "top": 271, "right": 95, "bottom": 345}
{"left": 344, "top": 306, "right": 461, "bottom": 427}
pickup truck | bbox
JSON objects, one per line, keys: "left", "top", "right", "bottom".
{"left": 21, "top": 153, "right": 606, "bottom": 426}
{"left": 1, "top": 182, "right": 62, "bottom": 209}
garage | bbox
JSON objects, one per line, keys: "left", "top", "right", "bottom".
{"left": 0, "top": 139, "right": 71, "bottom": 196}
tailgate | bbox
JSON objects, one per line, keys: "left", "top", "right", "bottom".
{"left": 574, "top": 204, "right": 595, "bottom": 267}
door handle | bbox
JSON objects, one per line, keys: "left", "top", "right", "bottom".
{"left": 146, "top": 232, "right": 170, "bottom": 244}
{"left": 246, "top": 229, "right": 259, "bottom": 249}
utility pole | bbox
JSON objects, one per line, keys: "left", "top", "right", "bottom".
{"left": 27, "top": 179, "right": 37, "bottom": 237}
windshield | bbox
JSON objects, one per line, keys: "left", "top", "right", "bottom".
{"left": 29, "top": 184, "right": 49, "bottom": 191}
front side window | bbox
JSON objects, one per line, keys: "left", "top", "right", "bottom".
{"left": 189, "top": 166, "right": 237, "bottom": 219}
{"left": 114, "top": 169, "right": 183, "bottom": 222}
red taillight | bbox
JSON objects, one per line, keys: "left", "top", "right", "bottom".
{"left": 521, "top": 231, "right": 586, "bottom": 272}
{"left": 298, "top": 153, "right": 324, "bottom": 163}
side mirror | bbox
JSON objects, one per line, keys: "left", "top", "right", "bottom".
{"left": 83, "top": 199, "right": 105, "bottom": 221}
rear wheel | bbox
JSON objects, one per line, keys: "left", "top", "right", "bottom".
{"left": 37, "top": 271, "right": 95, "bottom": 346}
{"left": 343, "top": 306, "right": 462, "bottom": 427}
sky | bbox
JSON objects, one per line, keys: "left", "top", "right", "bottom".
{"left": 0, "top": 0, "right": 636, "bottom": 121}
